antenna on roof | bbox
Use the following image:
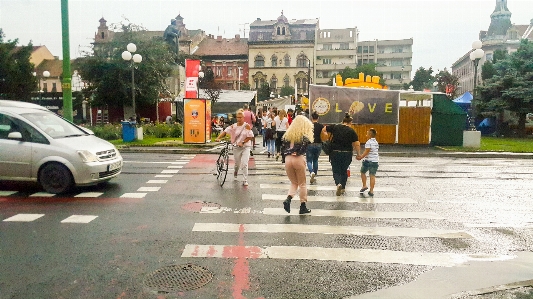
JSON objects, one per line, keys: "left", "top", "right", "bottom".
{"left": 238, "top": 23, "right": 250, "bottom": 38}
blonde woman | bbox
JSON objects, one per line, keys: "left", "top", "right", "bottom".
{"left": 274, "top": 109, "right": 289, "bottom": 161}
{"left": 281, "top": 115, "right": 314, "bottom": 214}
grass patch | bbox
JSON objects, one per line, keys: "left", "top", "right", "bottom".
{"left": 439, "top": 137, "right": 533, "bottom": 153}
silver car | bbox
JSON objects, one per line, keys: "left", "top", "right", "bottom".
{"left": 0, "top": 100, "right": 123, "bottom": 194}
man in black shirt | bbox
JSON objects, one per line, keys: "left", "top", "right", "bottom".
{"left": 322, "top": 113, "right": 360, "bottom": 196}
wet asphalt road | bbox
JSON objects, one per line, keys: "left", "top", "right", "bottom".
{"left": 1, "top": 152, "right": 532, "bottom": 299}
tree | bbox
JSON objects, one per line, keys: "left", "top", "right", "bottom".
{"left": 0, "top": 28, "right": 37, "bottom": 101}
{"left": 199, "top": 68, "right": 222, "bottom": 105}
{"left": 257, "top": 83, "right": 270, "bottom": 101}
{"left": 76, "top": 22, "right": 174, "bottom": 110}
{"left": 410, "top": 67, "right": 434, "bottom": 91}
{"left": 477, "top": 39, "right": 533, "bottom": 136}
{"left": 279, "top": 85, "right": 294, "bottom": 97}
{"left": 482, "top": 49, "right": 508, "bottom": 80}
{"left": 434, "top": 69, "right": 460, "bottom": 99}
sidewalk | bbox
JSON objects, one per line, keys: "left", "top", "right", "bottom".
{"left": 118, "top": 140, "right": 533, "bottom": 159}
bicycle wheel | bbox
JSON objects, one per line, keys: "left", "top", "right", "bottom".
{"left": 216, "top": 149, "right": 229, "bottom": 186}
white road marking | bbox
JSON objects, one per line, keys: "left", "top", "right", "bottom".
{"left": 260, "top": 184, "right": 396, "bottom": 192}
{"left": 137, "top": 187, "right": 161, "bottom": 192}
{"left": 0, "top": 191, "right": 17, "bottom": 196}
{"left": 262, "top": 208, "right": 444, "bottom": 219}
{"left": 120, "top": 193, "right": 147, "bottom": 198}
{"left": 192, "top": 223, "right": 471, "bottom": 238}
{"left": 262, "top": 194, "right": 416, "bottom": 203}
{"left": 146, "top": 180, "right": 168, "bottom": 184}
{"left": 29, "top": 192, "right": 55, "bottom": 197}
{"left": 181, "top": 244, "right": 513, "bottom": 267}
{"left": 161, "top": 170, "right": 179, "bottom": 174}
{"left": 464, "top": 223, "right": 533, "bottom": 228}
{"left": 123, "top": 161, "right": 187, "bottom": 164}
{"left": 74, "top": 192, "right": 103, "bottom": 198}
{"left": 3, "top": 214, "right": 45, "bottom": 222}
{"left": 61, "top": 215, "right": 98, "bottom": 223}
{"left": 167, "top": 165, "right": 183, "bottom": 168}
{"left": 155, "top": 175, "right": 174, "bottom": 178}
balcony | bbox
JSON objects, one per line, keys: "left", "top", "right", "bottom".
{"left": 376, "top": 52, "right": 412, "bottom": 59}
{"left": 316, "top": 63, "right": 358, "bottom": 70}
{"left": 376, "top": 65, "right": 412, "bottom": 72}
{"left": 316, "top": 49, "right": 356, "bottom": 57}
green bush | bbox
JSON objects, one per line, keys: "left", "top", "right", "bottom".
{"left": 87, "top": 124, "right": 122, "bottom": 140}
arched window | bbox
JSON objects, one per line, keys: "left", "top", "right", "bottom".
{"left": 277, "top": 27, "right": 281, "bottom": 35}
{"left": 101, "top": 32, "right": 104, "bottom": 39}
{"left": 284, "top": 54, "right": 291, "bottom": 67}
{"left": 254, "top": 55, "right": 265, "bottom": 67}
{"left": 270, "top": 76, "right": 277, "bottom": 90}
{"left": 282, "top": 27, "right": 286, "bottom": 35}
{"left": 284, "top": 75, "right": 290, "bottom": 87}
{"left": 271, "top": 55, "right": 278, "bottom": 67}
{"left": 297, "top": 54, "right": 308, "bottom": 68}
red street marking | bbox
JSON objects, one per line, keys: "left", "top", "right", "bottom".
{"left": 231, "top": 224, "right": 251, "bottom": 299}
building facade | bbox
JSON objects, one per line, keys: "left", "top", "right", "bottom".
{"left": 315, "top": 28, "right": 358, "bottom": 85}
{"left": 248, "top": 12, "right": 318, "bottom": 96}
{"left": 357, "top": 39, "right": 413, "bottom": 90}
{"left": 452, "top": 0, "right": 533, "bottom": 95}
{"left": 194, "top": 34, "right": 249, "bottom": 90}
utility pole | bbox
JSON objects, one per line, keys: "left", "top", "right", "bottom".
{"left": 61, "top": 0, "right": 73, "bottom": 121}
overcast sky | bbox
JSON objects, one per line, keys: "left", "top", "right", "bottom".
{"left": 1, "top": 0, "right": 531, "bottom": 76}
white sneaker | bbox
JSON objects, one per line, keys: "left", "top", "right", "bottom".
{"left": 243, "top": 181, "right": 248, "bottom": 186}
{"left": 310, "top": 172, "right": 316, "bottom": 184}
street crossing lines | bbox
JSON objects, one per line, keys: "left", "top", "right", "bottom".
{"left": 262, "top": 208, "right": 445, "bottom": 219}
{"left": 75, "top": 192, "right": 104, "bottom": 198}
{"left": 181, "top": 244, "right": 512, "bottom": 267}
{"left": 61, "top": 215, "right": 98, "bottom": 223}
{"left": 2, "top": 213, "right": 98, "bottom": 223}
{"left": 261, "top": 194, "right": 416, "bottom": 203}
{"left": 192, "top": 223, "right": 472, "bottom": 239}
{"left": 3, "top": 213, "right": 45, "bottom": 222}
{"left": 29, "top": 192, "right": 55, "bottom": 197}
{"left": 0, "top": 191, "right": 17, "bottom": 196}
{"left": 260, "top": 184, "right": 397, "bottom": 192}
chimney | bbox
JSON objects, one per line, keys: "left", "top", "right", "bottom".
{"left": 235, "top": 34, "right": 240, "bottom": 41}
{"left": 217, "top": 35, "right": 222, "bottom": 41}
{"left": 257, "top": 18, "right": 261, "bottom": 21}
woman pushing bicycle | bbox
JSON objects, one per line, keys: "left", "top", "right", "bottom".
{"left": 216, "top": 109, "right": 254, "bottom": 186}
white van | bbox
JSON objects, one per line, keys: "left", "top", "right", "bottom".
{"left": 0, "top": 100, "right": 123, "bottom": 194}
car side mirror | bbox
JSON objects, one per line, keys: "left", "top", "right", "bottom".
{"left": 7, "top": 132, "right": 22, "bottom": 139}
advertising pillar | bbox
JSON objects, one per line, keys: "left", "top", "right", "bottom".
{"left": 185, "top": 59, "right": 200, "bottom": 99}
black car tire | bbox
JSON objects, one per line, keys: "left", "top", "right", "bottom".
{"left": 39, "top": 163, "right": 74, "bottom": 194}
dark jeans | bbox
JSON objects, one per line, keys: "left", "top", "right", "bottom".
{"left": 275, "top": 131, "right": 284, "bottom": 154}
{"left": 329, "top": 150, "right": 352, "bottom": 188}
{"left": 306, "top": 144, "right": 322, "bottom": 174}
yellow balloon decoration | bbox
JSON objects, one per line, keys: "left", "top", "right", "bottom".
{"left": 335, "top": 73, "right": 388, "bottom": 90}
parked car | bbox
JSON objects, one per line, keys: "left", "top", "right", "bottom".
{"left": 0, "top": 100, "right": 123, "bottom": 194}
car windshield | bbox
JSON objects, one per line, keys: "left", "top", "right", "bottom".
{"left": 21, "top": 112, "right": 87, "bottom": 139}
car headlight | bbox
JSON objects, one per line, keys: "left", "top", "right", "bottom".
{"left": 78, "top": 150, "right": 99, "bottom": 163}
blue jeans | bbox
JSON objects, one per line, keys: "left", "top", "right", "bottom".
{"left": 306, "top": 144, "right": 322, "bottom": 174}
{"left": 329, "top": 151, "right": 352, "bottom": 189}
{"left": 266, "top": 139, "right": 275, "bottom": 154}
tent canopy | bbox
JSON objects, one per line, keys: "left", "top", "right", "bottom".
{"left": 453, "top": 92, "right": 473, "bottom": 104}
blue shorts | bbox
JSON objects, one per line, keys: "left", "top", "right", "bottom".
{"left": 360, "top": 160, "right": 379, "bottom": 175}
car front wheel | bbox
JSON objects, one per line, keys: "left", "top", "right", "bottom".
{"left": 39, "top": 163, "right": 74, "bottom": 194}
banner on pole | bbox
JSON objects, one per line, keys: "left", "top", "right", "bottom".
{"left": 185, "top": 59, "right": 200, "bottom": 98}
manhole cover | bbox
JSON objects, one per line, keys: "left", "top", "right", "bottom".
{"left": 143, "top": 264, "right": 213, "bottom": 293}
{"left": 181, "top": 201, "right": 221, "bottom": 212}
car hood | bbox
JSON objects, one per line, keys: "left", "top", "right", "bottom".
{"left": 53, "top": 135, "right": 117, "bottom": 152}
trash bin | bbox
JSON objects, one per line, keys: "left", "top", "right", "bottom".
{"left": 121, "top": 121, "right": 135, "bottom": 142}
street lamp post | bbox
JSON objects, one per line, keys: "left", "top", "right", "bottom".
{"left": 238, "top": 67, "right": 242, "bottom": 90}
{"left": 33, "top": 70, "right": 50, "bottom": 106}
{"left": 469, "top": 40, "right": 484, "bottom": 131}
{"left": 433, "top": 81, "right": 438, "bottom": 92}
{"left": 306, "top": 57, "right": 311, "bottom": 97}
{"left": 122, "top": 43, "right": 142, "bottom": 118}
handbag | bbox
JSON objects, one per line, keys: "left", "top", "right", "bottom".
{"left": 322, "top": 133, "right": 333, "bottom": 155}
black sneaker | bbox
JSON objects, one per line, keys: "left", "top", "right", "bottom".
{"left": 368, "top": 191, "right": 374, "bottom": 197}
{"left": 283, "top": 196, "right": 292, "bottom": 213}
{"left": 299, "top": 203, "right": 311, "bottom": 214}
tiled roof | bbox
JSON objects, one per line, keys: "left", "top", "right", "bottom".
{"left": 35, "top": 59, "right": 64, "bottom": 77}
{"left": 194, "top": 36, "right": 248, "bottom": 57}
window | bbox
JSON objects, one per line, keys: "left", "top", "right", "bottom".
{"left": 369, "top": 46, "right": 374, "bottom": 53}
{"left": 277, "top": 27, "right": 281, "bottom": 35}
{"left": 101, "top": 32, "right": 104, "bottom": 39}
{"left": 284, "top": 54, "right": 290, "bottom": 66}
{"left": 284, "top": 75, "right": 290, "bottom": 87}
{"left": 52, "top": 83, "right": 57, "bottom": 92}
{"left": 339, "top": 43, "right": 349, "bottom": 50}
{"left": 227, "top": 67, "right": 232, "bottom": 77}
{"left": 216, "top": 67, "right": 222, "bottom": 77}
{"left": 297, "top": 54, "right": 308, "bottom": 67}
{"left": 323, "top": 44, "right": 332, "bottom": 50}
{"left": 271, "top": 55, "right": 278, "bottom": 67}
{"left": 282, "top": 27, "right": 286, "bottom": 35}
{"left": 322, "top": 58, "right": 332, "bottom": 64}
{"left": 254, "top": 55, "right": 265, "bottom": 67}
{"left": 270, "top": 77, "right": 277, "bottom": 90}
{"left": 43, "top": 83, "right": 48, "bottom": 92}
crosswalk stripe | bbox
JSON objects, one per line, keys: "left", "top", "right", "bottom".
{"left": 137, "top": 187, "right": 160, "bottom": 192}
{"left": 262, "top": 208, "right": 444, "bottom": 219}
{"left": 74, "top": 192, "right": 103, "bottom": 198}
{"left": 181, "top": 244, "right": 512, "bottom": 267}
{"left": 120, "top": 193, "right": 147, "bottom": 198}
{"left": 260, "top": 184, "right": 396, "bottom": 192}
{"left": 161, "top": 170, "right": 179, "bottom": 174}
{"left": 29, "top": 192, "right": 55, "bottom": 197}
{"left": 0, "top": 191, "right": 17, "bottom": 196}
{"left": 261, "top": 194, "right": 416, "bottom": 203}
{"left": 3, "top": 214, "right": 45, "bottom": 222}
{"left": 167, "top": 165, "right": 183, "bottom": 168}
{"left": 61, "top": 215, "right": 98, "bottom": 223}
{"left": 192, "top": 223, "right": 471, "bottom": 238}
{"left": 146, "top": 180, "right": 168, "bottom": 184}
